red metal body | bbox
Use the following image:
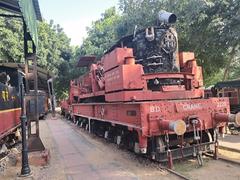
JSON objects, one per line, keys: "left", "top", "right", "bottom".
{"left": 0, "top": 108, "right": 21, "bottom": 139}
{"left": 62, "top": 47, "right": 236, "bottom": 161}
{"left": 62, "top": 20, "right": 239, "bottom": 163}
{"left": 70, "top": 50, "right": 204, "bottom": 102}
{"left": 223, "top": 88, "right": 240, "bottom": 106}
{"left": 60, "top": 99, "right": 71, "bottom": 116}
{"left": 72, "top": 97, "right": 229, "bottom": 150}
{"left": 205, "top": 88, "right": 240, "bottom": 113}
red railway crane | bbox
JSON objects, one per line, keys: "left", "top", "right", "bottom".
{"left": 61, "top": 11, "right": 240, "bottom": 168}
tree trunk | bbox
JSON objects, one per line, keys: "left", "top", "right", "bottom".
{"left": 222, "top": 46, "right": 237, "bottom": 81}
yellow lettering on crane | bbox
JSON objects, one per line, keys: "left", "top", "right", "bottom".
{"left": 2, "top": 91, "right": 6, "bottom": 101}
{"left": 1, "top": 89, "right": 9, "bottom": 101}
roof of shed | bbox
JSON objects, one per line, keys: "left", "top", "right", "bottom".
{"left": 215, "top": 79, "right": 240, "bottom": 89}
{"left": 0, "top": 0, "right": 42, "bottom": 20}
{"left": 0, "top": 62, "right": 54, "bottom": 79}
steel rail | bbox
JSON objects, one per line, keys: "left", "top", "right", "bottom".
{"left": 165, "top": 168, "right": 192, "bottom": 180}
{"left": 204, "top": 153, "right": 240, "bottom": 166}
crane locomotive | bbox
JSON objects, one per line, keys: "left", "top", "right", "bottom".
{"left": 61, "top": 11, "right": 240, "bottom": 167}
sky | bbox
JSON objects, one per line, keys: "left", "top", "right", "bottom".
{"left": 39, "top": 0, "right": 119, "bottom": 46}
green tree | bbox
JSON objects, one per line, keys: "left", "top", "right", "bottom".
{"left": 0, "top": 14, "right": 74, "bottom": 99}
{"left": 78, "top": 7, "right": 121, "bottom": 58}
{"left": 1, "top": 1, "right": 240, "bottom": 99}
{"left": 37, "top": 20, "right": 76, "bottom": 98}
{"left": 0, "top": 14, "right": 24, "bottom": 62}
{"left": 37, "top": 21, "right": 73, "bottom": 73}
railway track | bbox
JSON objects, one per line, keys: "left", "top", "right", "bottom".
{"left": 0, "top": 126, "right": 24, "bottom": 173}
{"left": 218, "top": 156, "right": 240, "bottom": 166}
{"left": 159, "top": 149, "right": 240, "bottom": 180}
{"left": 204, "top": 151, "right": 240, "bottom": 167}
{"left": 146, "top": 149, "right": 240, "bottom": 180}
{"left": 131, "top": 154, "right": 192, "bottom": 180}
{"left": 218, "top": 145, "right": 240, "bottom": 166}
{"left": 165, "top": 168, "right": 191, "bottom": 180}
{"left": 0, "top": 141, "right": 20, "bottom": 173}
{"left": 219, "top": 145, "right": 240, "bottom": 153}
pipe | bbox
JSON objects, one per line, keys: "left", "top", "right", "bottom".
{"left": 47, "top": 78, "right": 56, "bottom": 116}
{"left": 229, "top": 113, "right": 240, "bottom": 126}
{"left": 20, "top": 78, "right": 31, "bottom": 176}
{"left": 158, "top": 10, "right": 177, "bottom": 24}
{"left": 159, "top": 120, "right": 186, "bottom": 135}
{"left": 214, "top": 112, "right": 240, "bottom": 126}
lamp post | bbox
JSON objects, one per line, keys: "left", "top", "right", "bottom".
{"left": 20, "top": 81, "right": 31, "bottom": 176}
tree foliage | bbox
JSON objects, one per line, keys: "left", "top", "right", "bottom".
{"left": 0, "top": 15, "right": 24, "bottom": 62}
{"left": 37, "top": 21, "right": 73, "bottom": 73}
{"left": 78, "top": 7, "right": 121, "bottom": 58}
{"left": 0, "top": 14, "right": 74, "bottom": 99}
{"left": 0, "top": 1, "right": 240, "bottom": 100}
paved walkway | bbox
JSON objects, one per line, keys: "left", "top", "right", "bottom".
{"left": 47, "top": 118, "right": 136, "bottom": 180}
{"left": 42, "top": 115, "right": 177, "bottom": 180}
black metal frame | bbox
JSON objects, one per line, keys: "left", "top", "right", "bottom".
{"left": 20, "top": 78, "right": 31, "bottom": 175}
{"left": 23, "top": 21, "right": 45, "bottom": 152}
{"left": 0, "top": 2, "right": 21, "bottom": 14}
{"left": 0, "top": 9, "right": 43, "bottom": 176}
{"left": 0, "top": 12, "right": 31, "bottom": 176}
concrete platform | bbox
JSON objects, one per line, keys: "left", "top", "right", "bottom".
{"left": 41, "top": 115, "right": 178, "bottom": 180}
